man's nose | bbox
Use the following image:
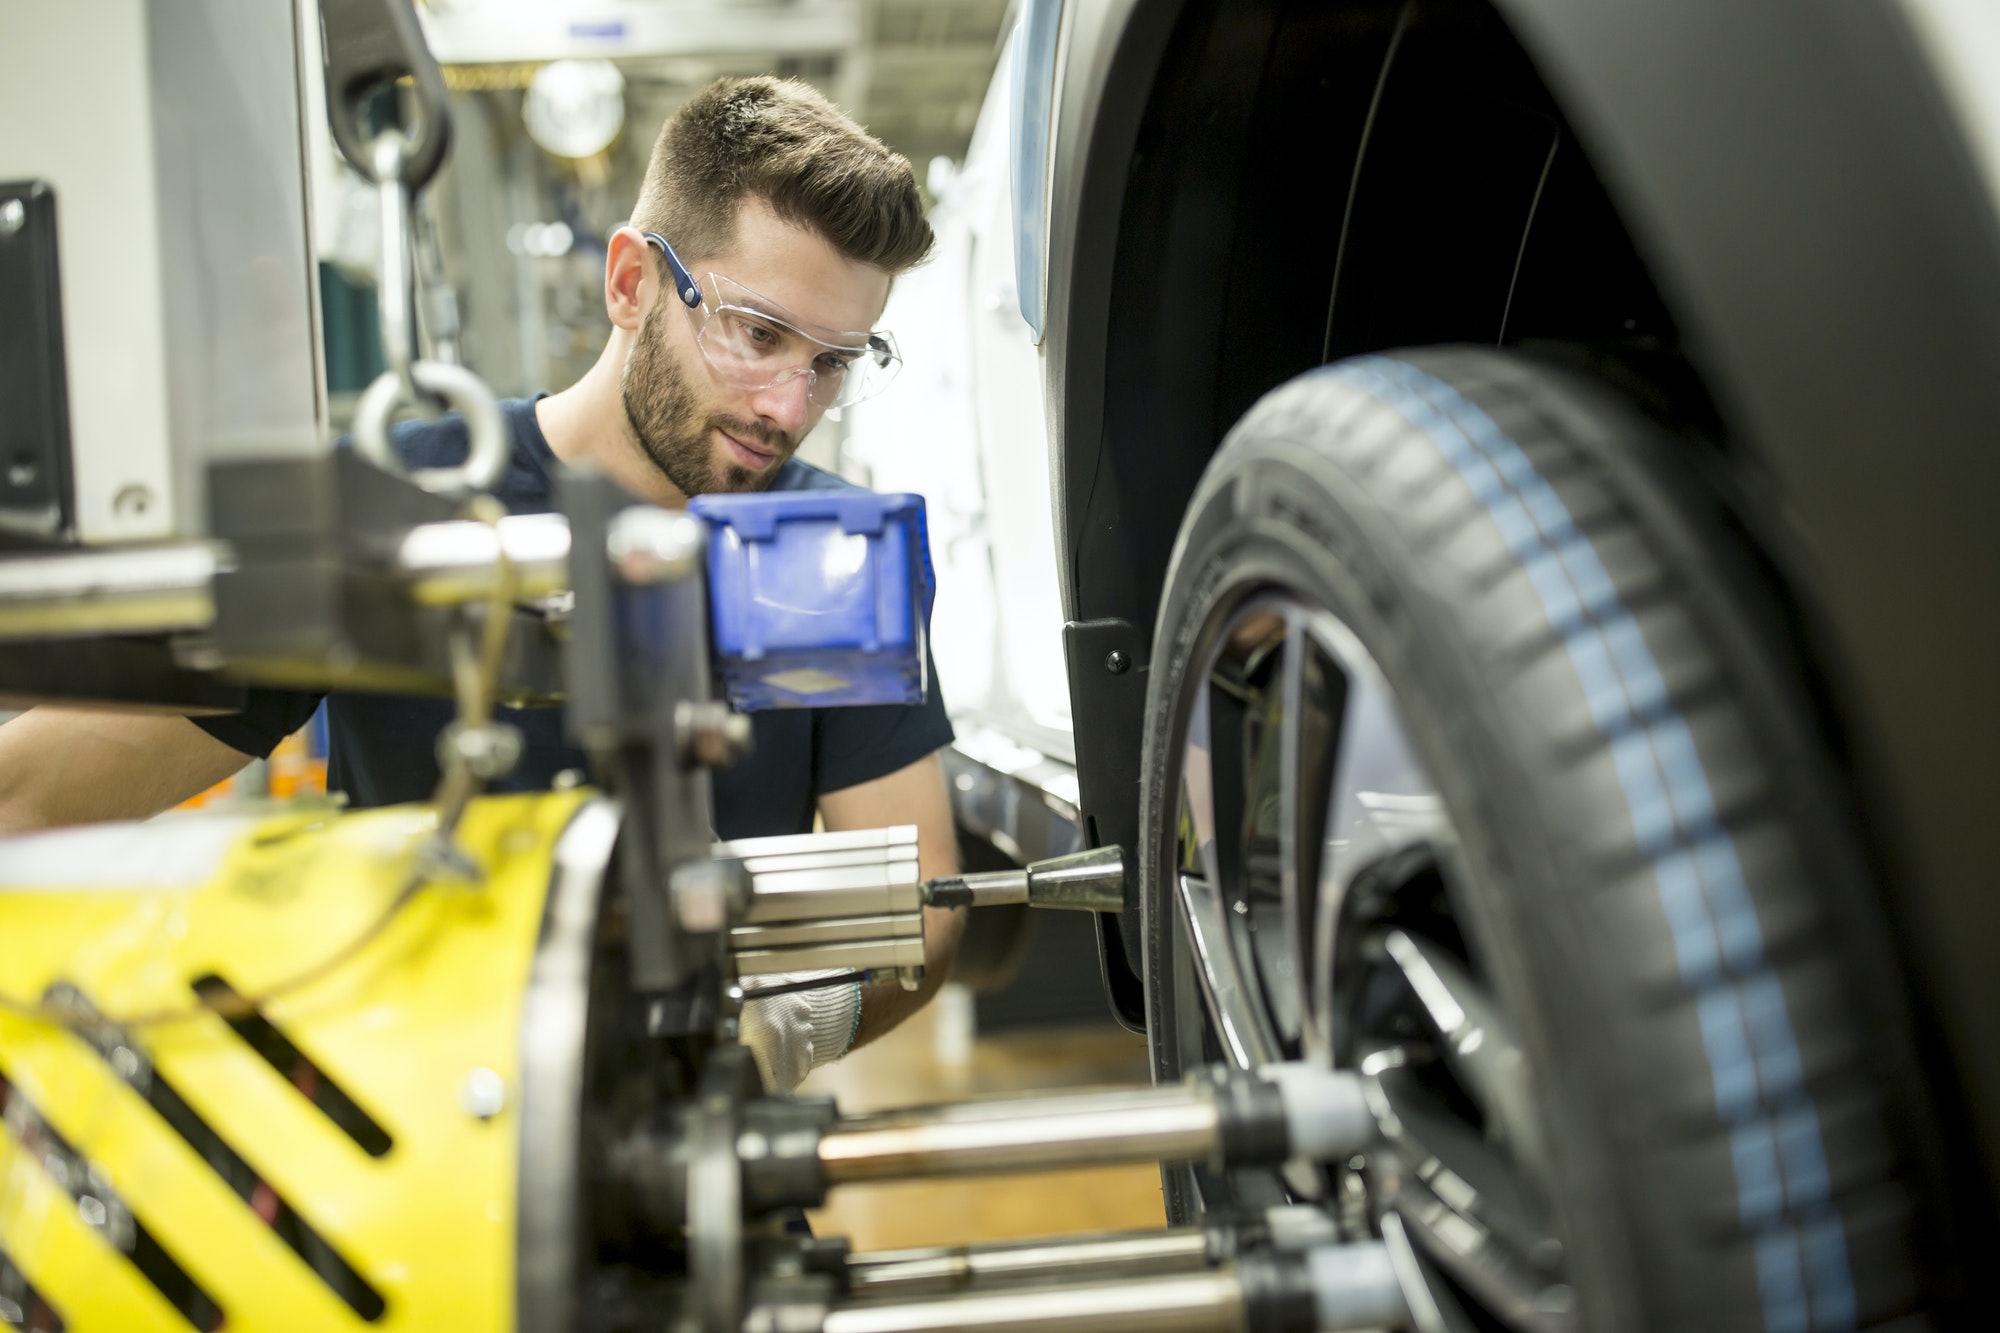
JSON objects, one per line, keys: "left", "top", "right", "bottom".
{"left": 747, "top": 370, "right": 814, "bottom": 436}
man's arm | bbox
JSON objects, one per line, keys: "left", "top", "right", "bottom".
{"left": 0, "top": 707, "right": 252, "bottom": 836}
{"left": 817, "top": 749, "right": 963, "bottom": 1048}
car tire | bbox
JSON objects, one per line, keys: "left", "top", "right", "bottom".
{"left": 1137, "top": 347, "right": 1941, "bottom": 1332}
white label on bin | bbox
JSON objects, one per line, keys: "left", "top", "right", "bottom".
{"left": 762, "top": 668, "right": 853, "bottom": 696}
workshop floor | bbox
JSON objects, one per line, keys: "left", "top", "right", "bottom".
{"left": 801, "top": 987, "right": 1168, "bottom": 1250}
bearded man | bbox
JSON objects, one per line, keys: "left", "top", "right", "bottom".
{"left": 0, "top": 78, "right": 962, "bottom": 1089}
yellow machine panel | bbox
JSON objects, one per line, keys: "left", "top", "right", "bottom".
{"left": 0, "top": 791, "right": 596, "bottom": 1333}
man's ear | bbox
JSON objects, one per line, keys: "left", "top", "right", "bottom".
{"left": 604, "top": 227, "right": 651, "bottom": 332}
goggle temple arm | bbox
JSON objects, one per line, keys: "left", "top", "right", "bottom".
{"left": 641, "top": 232, "right": 704, "bottom": 309}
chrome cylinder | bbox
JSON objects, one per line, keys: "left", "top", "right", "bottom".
{"left": 821, "top": 1269, "right": 1249, "bottom": 1333}
{"left": 919, "top": 846, "right": 1123, "bottom": 912}
{"left": 720, "top": 827, "right": 927, "bottom": 981}
{"left": 396, "top": 512, "right": 573, "bottom": 605}
{"left": 0, "top": 543, "right": 218, "bottom": 638}
{"left": 728, "top": 829, "right": 923, "bottom": 924}
{"left": 817, "top": 1085, "right": 1221, "bottom": 1185}
{"left": 925, "top": 868, "right": 1031, "bottom": 907}
{"left": 845, "top": 1228, "right": 1212, "bottom": 1296}
{"left": 731, "top": 912, "right": 927, "bottom": 976}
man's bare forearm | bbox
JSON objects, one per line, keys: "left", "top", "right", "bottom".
{"left": 0, "top": 708, "right": 250, "bottom": 835}
{"left": 818, "top": 751, "right": 963, "bottom": 1050}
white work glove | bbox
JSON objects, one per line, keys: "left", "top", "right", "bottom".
{"left": 738, "top": 972, "right": 863, "bottom": 1093}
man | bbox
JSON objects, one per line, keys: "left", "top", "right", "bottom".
{"left": 0, "top": 77, "right": 962, "bottom": 1091}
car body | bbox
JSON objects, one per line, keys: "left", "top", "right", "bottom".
{"left": 858, "top": 0, "right": 2000, "bottom": 1305}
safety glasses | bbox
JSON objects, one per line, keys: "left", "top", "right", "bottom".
{"left": 643, "top": 232, "right": 901, "bottom": 411}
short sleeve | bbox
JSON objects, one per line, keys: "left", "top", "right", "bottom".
{"left": 190, "top": 688, "right": 323, "bottom": 760}
{"left": 810, "top": 645, "right": 955, "bottom": 795}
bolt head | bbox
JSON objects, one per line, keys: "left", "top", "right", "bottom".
{"left": 1104, "top": 649, "right": 1130, "bottom": 675}
{"left": 677, "top": 700, "right": 752, "bottom": 767}
{"left": 0, "top": 199, "right": 24, "bottom": 234}
{"left": 606, "top": 507, "right": 703, "bottom": 584}
{"left": 459, "top": 1067, "right": 508, "bottom": 1120}
{"left": 439, "top": 721, "right": 524, "bottom": 779}
{"left": 670, "top": 860, "right": 734, "bottom": 932}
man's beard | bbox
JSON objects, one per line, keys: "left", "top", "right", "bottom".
{"left": 620, "top": 303, "right": 795, "bottom": 496}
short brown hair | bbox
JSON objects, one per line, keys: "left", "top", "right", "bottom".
{"left": 632, "top": 77, "right": 932, "bottom": 275}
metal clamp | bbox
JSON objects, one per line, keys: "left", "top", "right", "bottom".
{"left": 349, "top": 124, "right": 505, "bottom": 498}
{"left": 921, "top": 844, "right": 1126, "bottom": 912}
{"left": 319, "top": 0, "right": 452, "bottom": 192}
{"left": 352, "top": 360, "right": 508, "bottom": 495}
{"left": 371, "top": 135, "right": 422, "bottom": 407}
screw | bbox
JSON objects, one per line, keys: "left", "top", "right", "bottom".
{"left": 670, "top": 859, "right": 744, "bottom": 932}
{"left": 1104, "top": 649, "right": 1130, "bottom": 675}
{"left": 0, "top": 199, "right": 23, "bottom": 235}
{"left": 676, "top": 700, "right": 752, "bottom": 767}
{"left": 438, "top": 720, "right": 524, "bottom": 779}
{"left": 112, "top": 483, "right": 153, "bottom": 518}
{"left": 606, "top": 507, "right": 704, "bottom": 584}
{"left": 458, "top": 1067, "right": 508, "bottom": 1120}
{"left": 7, "top": 462, "right": 35, "bottom": 488}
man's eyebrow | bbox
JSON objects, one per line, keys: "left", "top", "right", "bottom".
{"left": 724, "top": 290, "right": 873, "bottom": 346}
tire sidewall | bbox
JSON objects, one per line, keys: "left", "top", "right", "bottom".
{"left": 1139, "top": 389, "right": 1666, "bottom": 1331}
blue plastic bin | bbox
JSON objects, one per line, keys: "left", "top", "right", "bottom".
{"left": 689, "top": 490, "right": 936, "bottom": 711}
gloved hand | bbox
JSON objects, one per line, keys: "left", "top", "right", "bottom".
{"left": 739, "top": 972, "right": 863, "bottom": 1093}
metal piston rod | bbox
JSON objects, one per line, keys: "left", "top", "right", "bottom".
{"left": 822, "top": 1267, "right": 1262, "bottom": 1333}
{"left": 841, "top": 1205, "right": 1341, "bottom": 1296}
{"left": 844, "top": 1228, "right": 1214, "bottom": 1296}
{"left": 818, "top": 1084, "right": 1225, "bottom": 1185}
{"left": 784, "top": 1239, "right": 1412, "bottom": 1333}
{"left": 814, "top": 1064, "right": 1370, "bottom": 1189}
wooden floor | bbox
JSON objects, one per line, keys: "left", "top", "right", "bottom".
{"left": 801, "top": 987, "right": 1169, "bottom": 1251}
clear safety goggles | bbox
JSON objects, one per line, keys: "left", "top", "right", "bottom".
{"left": 643, "top": 232, "right": 901, "bottom": 411}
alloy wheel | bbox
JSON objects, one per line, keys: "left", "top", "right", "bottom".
{"left": 1162, "top": 592, "right": 1576, "bottom": 1331}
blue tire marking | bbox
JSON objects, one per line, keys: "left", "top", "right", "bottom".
{"left": 1320, "top": 355, "right": 1857, "bottom": 1331}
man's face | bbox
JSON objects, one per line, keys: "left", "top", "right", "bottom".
{"left": 620, "top": 199, "right": 892, "bottom": 496}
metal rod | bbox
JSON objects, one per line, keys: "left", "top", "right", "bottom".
{"left": 731, "top": 914, "right": 923, "bottom": 951}
{"left": 0, "top": 544, "right": 218, "bottom": 638}
{"left": 818, "top": 1085, "right": 1220, "bottom": 1185}
{"left": 922, "top": 846, "right": 1124, "bottom": 912}
{"left": 396, "top": 512, "right": 572, "bottom": 605}
{"left": 821, "top": 1269, "right": 1249, "bottom": 1333}
{"left": 742, "top": 865, "right": 922, "bottom": 923}
{"left": 845, "top": 1228, "right": 1213, "bottom": 1296}
{"left": 920, "top": 868, "right": 1029, "bottom": 908}
{"left": 718, "top": 826, "right": 920, "bottom": 860}
{"left": 735, "top": 935, "right": 926, "bottom": 977}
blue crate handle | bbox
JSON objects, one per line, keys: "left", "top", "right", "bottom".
{"left": 689, "top": 491, "right": 936, "bottom": 625}
{"left": 688, "top": 490, "right": 937, "bottom": 710}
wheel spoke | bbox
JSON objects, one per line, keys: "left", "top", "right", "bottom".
{"left": 1175, "top": 871, "right": 1279, "bottom": 1068}
{"left": 1180, "top": 684, "right": 1223, "bottom": 890}
{"left": 1379, "top": 1211, "right": 1482, "bottom": 1333}
{"left": 1387, "top": 1175, "right": 1576, "bottom": 1333}
{"left": 1371, "top": 1065, "right": 1558, "bottom": 1262}
{"left": 1177, "top": 613, "right": 1289, "bottom": 1068}
{"left": 1161, "top": 594, "right": 1570, "bottom": 1333}
{"left": 1381, "top": 931, "right": 1552, "bottom": 1192}
{"left": 1368, "top": 1080, "right": 1568, "bottom": 1328}
{"left": 1277, "top": 617, "right": 1340, "bottom": 1060}
{"left": 1306, "top": 612, "right": 1449, "bottom": 1045}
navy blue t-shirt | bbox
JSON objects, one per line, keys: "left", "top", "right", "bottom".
{"left": 192, "top": 397, "right": 953, "bottom": 841}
